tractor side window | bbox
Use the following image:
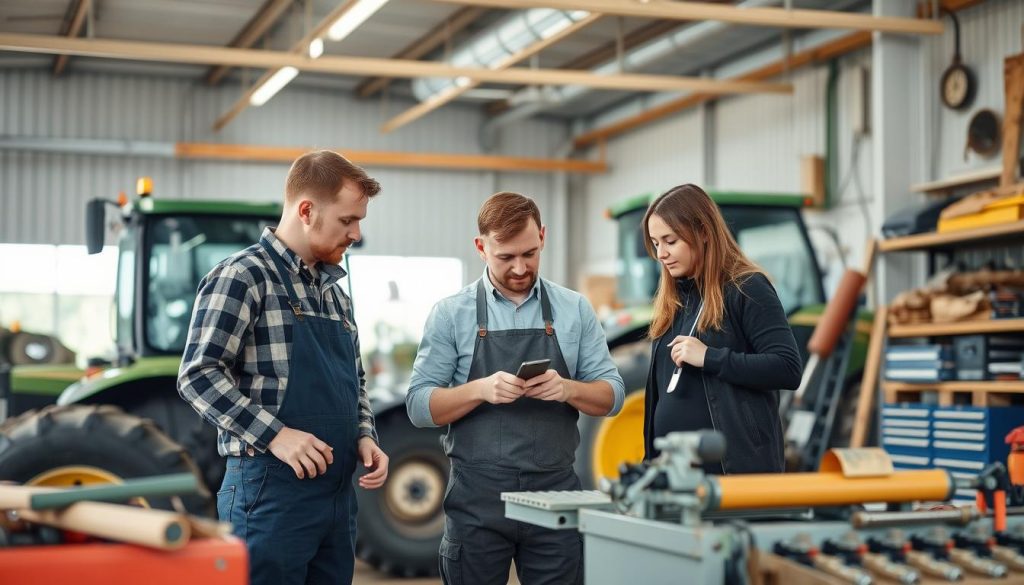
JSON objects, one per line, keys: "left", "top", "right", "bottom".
{"left": 724, "top": 208, "right": 825, "bottom": 315}
{"left": 145, "top": 215, "right": 270, "bottom": 354}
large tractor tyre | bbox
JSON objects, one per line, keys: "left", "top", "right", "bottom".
{"left": 577, "top": 390, "right": 647, "bottom": 488}
{"left": 356, "top": 411, "right": 447, "bottom": 577}
{"left": 0, "top": 404, "right": 210, "bottom": 513}
{"left": 125, "top": 393, "right": 225, "bottom": 499}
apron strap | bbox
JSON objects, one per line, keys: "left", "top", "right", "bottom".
{"left": 259, "top": 239, "right": 305, "bottom": 320}
{"left": 475, "top": 277, "right": 556, "bottom": 337}
{"left": 538, "top": 280, "right": 554, "bottom": 336}
{"left": 475, "top": 279, "right": 488, "bottom": 337}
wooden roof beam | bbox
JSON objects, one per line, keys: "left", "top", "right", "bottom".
{"left": 52, "top": 0, "right": 90, "bottom": 77}
{"left": 355, "top": 6, "right": 488, "bottom": 99}
{"left": 205, "top": 0, "right": 296, "bottom": 86}
{"left": 430, "top": 0, "right": 943, "bottom": 35}
{"left": 0, "top": 32, "right": 795, "bottom": 97}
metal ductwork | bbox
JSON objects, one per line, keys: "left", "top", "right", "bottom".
{"left": 489, "top": 0, "right": 783, "bottom": 129}
{"left": 411, "top": 8, "right": 591, "bottom": 102}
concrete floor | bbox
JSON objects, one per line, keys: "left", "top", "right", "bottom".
{"left": 353, "top": 561, "right": 520, "bottom": 585}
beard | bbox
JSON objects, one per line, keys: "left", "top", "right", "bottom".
{"left": 309, "top": 220, "right": 350, "bottom": 265}
{"left": 497, "top": 270, "right": 536, "bottom": 293}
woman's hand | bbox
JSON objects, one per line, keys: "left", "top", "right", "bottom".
{"left": 668, "top": 336, "right": 708, "bottom": 368}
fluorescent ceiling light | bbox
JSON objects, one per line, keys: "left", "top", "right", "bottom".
{"left": 250, "top": 66, "right": 299, "bottom": 106}
{"left": 327, "top": 0, "right": 388, "bottom": 42}
{"left": 454, "top": 76, "right": 471, "bottom": 88}
{"left": 308, "top": 38, "right": 324, "bottom": 59}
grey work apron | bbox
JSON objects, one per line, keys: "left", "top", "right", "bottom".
{"left": 438, "top": 279, "right": 583, "bottom": 585}
{"left": 217, "top": 240, "right": 360, "bottom": 585}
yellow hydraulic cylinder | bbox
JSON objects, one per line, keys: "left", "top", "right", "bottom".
{"left": 705, "top": 469, "right": 954, "bottom": 511}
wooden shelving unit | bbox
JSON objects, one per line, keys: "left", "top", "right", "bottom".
{"left": 888, "top": 318, "right": 1024, "bottom": 338}
{"left": 877, "top": 219, "right": 1024, "bottom": 252}
{"left": 852, "top": 222, "right": 1024, "bottom": 441}
{"left": 884, "top": 380, "right": 1024, "bottom": 393}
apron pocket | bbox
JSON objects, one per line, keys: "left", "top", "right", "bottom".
{"left": 439, "top": 537, "right": 463, "bottom": 585}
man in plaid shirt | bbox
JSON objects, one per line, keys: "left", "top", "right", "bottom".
{"left": 178, "top": 150, "right": 388, "bottom": 585}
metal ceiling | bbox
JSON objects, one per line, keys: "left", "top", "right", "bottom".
{"left": 0, "top": 0, "right": 874, "bottom": 120}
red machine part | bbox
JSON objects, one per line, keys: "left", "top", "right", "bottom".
{"left": 1007, "top": 426, "right": 1024, "bottom": 486}
{"left": 0, "top": 537, "right": 247, "bottom": 585}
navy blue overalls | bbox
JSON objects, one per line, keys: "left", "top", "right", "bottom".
{"left": 217, "top": 240, "right": 360, "bottom": 585}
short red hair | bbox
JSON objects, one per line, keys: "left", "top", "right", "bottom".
{"left": 477, "top": 192, "right": 542, "bottom": 242}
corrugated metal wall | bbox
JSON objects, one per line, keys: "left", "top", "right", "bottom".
{"left": 0, "top": 69, "right": 569, "bottom": 284}
{"left": 573, "top": 0, "right": 1019, "bottom": 291}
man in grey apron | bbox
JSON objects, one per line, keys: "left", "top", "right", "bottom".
{"left": 178, "top": 150, "right": 389, "bottom": 585}
{"left": 407, "top": 192, "right": 625, "bottom": 585}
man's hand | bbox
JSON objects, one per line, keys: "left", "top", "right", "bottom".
{"left": 357, "top": 437, "right": 389, "bottom": 490}
{"left": 477, "top": 371, "right": 527, "bottom": 405}
{"left": 268, "top": 426, "right": 333, "bottom": 479}
{"left": 524, "top": 370, "right": 574, "bottom": 402}
{"left": 668, "top": 336, "right": 708, "bottom": 368}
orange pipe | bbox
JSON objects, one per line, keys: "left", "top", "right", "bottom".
{"left": 710, "top": 470, "right": 953, "bottom": 510}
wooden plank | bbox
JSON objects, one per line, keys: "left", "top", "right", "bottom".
{"left": 884, "top": 381, "right": 1024, "bottom": 393}
{"left": 205, "top": 0, "right": 296, "bottom": 86}
{"left": 173, "top": 142, "right": 607, "bottom": 174}
{"left": 877, "top": 219, "right": 1024, "bottom": 252}
{"left": 1001, "top": 54, "right": 1024, "bottom": 187}
{"left": 573, "top": 31, "right": 871, "bottom": 148}
{"left": 0, "top": 34, "right": 792, "bottom": 96}
{"left": 355, "top": 6, "right": 488, "bottom": 98}
{"left": 431, "top": 0, "right": 944, "bottom": 35}
{"left": 888, "top": 318, "right": 1024, "bottom": 338}
{"left": 52, "top": 0, "right": 90, "bottom": 77}
{"left": 910, "top": 166, "right": 1001, "bottom": 194}
{"left": 851, "top": 307, "right": 887, "bottom": 448}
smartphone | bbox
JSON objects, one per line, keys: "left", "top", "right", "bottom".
{"left": 516, "top": 358, "right": 551, "bottom": 381}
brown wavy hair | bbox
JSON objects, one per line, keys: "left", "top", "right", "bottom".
{"left": 643, "top": 184, "right": 764, "bottom": 338}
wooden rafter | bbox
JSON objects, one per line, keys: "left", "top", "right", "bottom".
{"left": 174, "top": 142, "right": 606, "bottom": 173}
{"left": 573, "top": 31, "right": 872, "bottom": 149}
{"left": 430, "top": 0, "right": 943, "bottom": 35}
{"left": 570, "top": 0, "right": 984, "bottom": 149}
{"left": 355, "top": 6, "right": 488, "bottom": 99}
{"left": 205, "top": 0, "right": 295, "bottom": 86}
{"left": 52, "top": 0, "right": 90, "bottom": 76}
{"left": 0, "top": 33, "right": 795, "bottom": 121}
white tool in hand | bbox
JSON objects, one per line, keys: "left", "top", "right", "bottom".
{"left": 667, "top": 301, "right": 703, "bottom": 394}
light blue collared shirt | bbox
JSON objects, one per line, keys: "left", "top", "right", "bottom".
{"left": 406, "top": 269, "right": 625, "bottom": 428}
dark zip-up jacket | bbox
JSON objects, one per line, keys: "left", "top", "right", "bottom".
{"left": 643, "top": 272, "right": 802, "bottom": 473}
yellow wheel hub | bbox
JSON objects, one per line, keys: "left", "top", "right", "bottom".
{"left": 26, "top": 466, "right": 150, "bottom": 508}
{"left": 27, "top": 466, "right": 123, "bottom": 488}
{"left": 592, "top": 391, "right": 646, "bottom": 484}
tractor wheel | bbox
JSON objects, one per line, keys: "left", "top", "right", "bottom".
{"left": 355, "top": 411, "right": 446, "bottom": 577}
{"left": 579, "top": 390, "right": 646, "bottom": 487}
{"left": 125, "top": 394, "right": 225, "bottom": 500}
{"left": 0, "top": 404, "right": 210, "bottom": 513}
{"left": 6, "top": 332, "right": 74, "bottom": 366}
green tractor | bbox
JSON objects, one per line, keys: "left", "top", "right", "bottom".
{"left": 0, "top": 188, "right": 449, "bottom": 577}
{"left": 575, "top": 191, "right": 873, "bottom": 486}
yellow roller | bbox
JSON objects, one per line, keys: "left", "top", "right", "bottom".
{"left": 706, "top": 469, "right": 954, "bottom": 510}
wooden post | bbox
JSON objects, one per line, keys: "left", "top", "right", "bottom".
{"left": 851, "top": 306, "right": 887, "bottom": 448}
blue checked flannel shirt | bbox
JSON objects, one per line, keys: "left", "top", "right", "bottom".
{"left": 177, "top": 228, "right": 378, "bottom": 457}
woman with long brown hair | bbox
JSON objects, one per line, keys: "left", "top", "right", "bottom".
{"left": 642, "top": 184, "right": 801, "bottom": 474}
